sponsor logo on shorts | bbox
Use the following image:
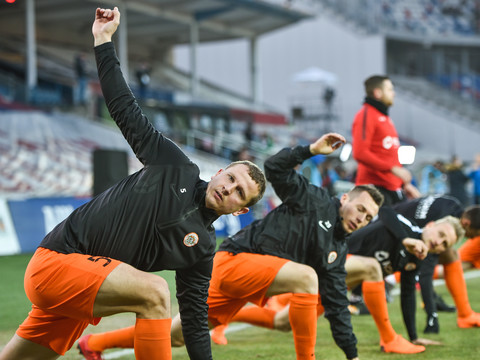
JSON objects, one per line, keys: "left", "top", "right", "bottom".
{"left": 327, "top": 251, "right": 337, "bottom": 264}
{"left": 183, "top": 232, "right": 199, "bottom": 247}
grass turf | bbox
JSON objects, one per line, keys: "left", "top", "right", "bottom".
{"left": 1, "top": 253, "right": 480, "bottom": 359}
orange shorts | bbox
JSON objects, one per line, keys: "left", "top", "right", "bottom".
{"left": 207, "top": 251, "right": 289, "bottom": 327}
{"left": 458, "top": 236, "right": 480, "bottom": 269}
{"left": 17, "top": 247, "right": 121, "bottom": 355}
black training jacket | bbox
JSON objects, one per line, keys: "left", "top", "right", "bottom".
{"left": 40, "top": 42, "right": 216, "bottom": 360}
{"left": 220, "top": 145, "right": 358, "bottom": 359}
{"left": 347, "top": 213, "right": 424, "bottom": 340}
{"left": 392, "top": 195, "right": 463, "bottom": 336}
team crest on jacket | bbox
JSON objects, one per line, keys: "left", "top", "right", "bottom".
{"left": 183, "top": 232, "right": 199, "bottom": 247}
{"left": 327, "top": 251, "right": 337, "bottom": 264}
{"left": 404, "top": 262, "right": 416, "bottom": 271}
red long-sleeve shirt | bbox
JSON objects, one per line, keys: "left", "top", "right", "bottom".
{"left": 352, "top": 101, "right": 402, "bottom": 191}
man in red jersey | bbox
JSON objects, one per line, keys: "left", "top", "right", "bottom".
{"left": 351, "top": 75, "right": 420, "bottom": 205}
{"left": 349, "top": 74, "right": 421, "bottom": 317}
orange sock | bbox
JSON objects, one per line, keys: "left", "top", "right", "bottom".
{"left": 362, "top": 281, "right": 396, "bottom": 343}
{"left": 88, "top": 325, "right": 135, "bottom": 351}
{"left": 289, "top": 293, "right": 318, "bottom": 360}
{"left": 134, "top": 318, "right": 172, "bottom": 360}
{"left": 231, "top": 305, "right": 276, "bottom": 328}
{"left": 444, "top": 259, "right": 473, "bottom": 318}
{"left": 394, "top": 271, "right": 401, "bottom": 283}
{"left": 266, "top": 293, "right": 293, "bottom": 311}
{"left": 274, "top": 293, "right": 293, "bottom": 308}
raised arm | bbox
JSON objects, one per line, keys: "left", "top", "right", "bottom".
{"left": 92, "top": 7, "right": 120, "bottom": 46}
{"left": 92, "top": 7, "right": 190, "bottom": 166}
{"left": 264, "top": 133, "right": 345, "bottom": 204}
{"left": 309, "top": 133, "right": 346, "bottom": 156}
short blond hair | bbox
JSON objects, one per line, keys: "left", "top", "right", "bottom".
{"left": 435, "top": 215, "right": 465, "bottom": 244}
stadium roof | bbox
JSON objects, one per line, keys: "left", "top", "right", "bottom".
{"left": 0, "top": 0, "right": 313, "bottom": 56}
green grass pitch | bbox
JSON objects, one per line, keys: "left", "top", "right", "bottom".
{"left": 1, "top": 253, "right": 480, "bottom": 359}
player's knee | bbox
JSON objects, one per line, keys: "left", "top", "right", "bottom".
{"left": 139, "top": 277, "right": 171, "bottom": 318}
{"left": 170, "top": 314, "right": 184, "bottom": 347}
{"left": 171, "top": 335, "right": 185, "bottom": 347}
{"left": 274, "top": 310, "right": 292, "bottom": 332}
{"left": 363, "top": 258, "right": 383, "bottom": 281}
{"left": 294, "top": 266, "right": 318, "bottom": 294}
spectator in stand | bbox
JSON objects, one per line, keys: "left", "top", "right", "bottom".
{"left": 445, "top": 155, "right": 470, "bottom": 206}
{"left": 236, "top": 146, "right": 255, "bottom": 162}
{"left": 351, "top": 74, "right": 420, "bottom": 205}
{"left": 74, "top": 52, "right": 88, "bottom": 105}
{"left": 135, "top": 61, "right": 151, "bottom": 100}
{"left": 469, "top": 153, "right": 480, "bottom": 204}
{"left": 322, "top": 86, "right": 336, "bottom": 115}
{"left": 244, "top": 120, "right": 254, "bottom": 145}
{"left": 419, "top": 161, "right": 447, "bottom": 196}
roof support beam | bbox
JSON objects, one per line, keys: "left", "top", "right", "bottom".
{"left": 95, "top": 0, "right": 255, "bottom": 38}
{"left": 190, "top": 20, "right": 199, "bottom": 96}
{"left": 250, "top": 36, "right": 259, "bottom": 104}
{"left": 26, "top": 0, "right": 37, "bottom": 99}
{"left": 118, "top": 0, "right": 129, "bottom": 82}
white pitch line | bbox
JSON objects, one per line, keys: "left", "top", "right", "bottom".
{"left": 103, "top": 269, "right": 480, "bottom": 359}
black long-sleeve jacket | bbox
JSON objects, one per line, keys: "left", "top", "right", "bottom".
{"left": 220, "top": 145, "right": 358, "bottom": 359}
{"left": 40, "top": 42, "right": 215, "bottom": 360}
{"left": 347, "top": 212, "right": 424, "bottom": 341}
{"left": 393, "top": 195, "right": 464, "bottom": 329}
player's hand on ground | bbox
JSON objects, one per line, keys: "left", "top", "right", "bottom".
{"left": 309, "top": 133, "right": 345, "bottom": 156}
{"left": 412, "top": 337, "right": 443, "bottom": 346}
{"left": 92, "top": 7, "right": 120, "bottom": 46}
{"left": 402, "top": 238, "right": 428, "bottom": 260}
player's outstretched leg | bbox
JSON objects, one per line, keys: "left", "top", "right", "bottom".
{"left": 363, "top": 281, "right": 425, "bottom": 354}
{"left": 78, "top": 326, "right": 135, "bottom": 359}
{"left": 444, "top": 259, "right": 480, "bottom": 328}
{"left": 211, "top": 324, "right": 229, "bottom": 345}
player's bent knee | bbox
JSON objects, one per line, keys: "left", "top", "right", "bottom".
{"left": 293, "top": 265, "right": 318, "bottom": 294}
{"left": 363, "top": 258, "right": 383, "bottom": 281}
{"left": 270, "top": 262, "right": 318, "bottom": 295}
{"left": 170, "top": 314, "right": 184, "bottom": 346}
{"left": 139, "top": 277, "right": 171, "bottom": 318}
{"left": 274, "top": 308, "right": 292, "bottom": 332}
{"left": 171, "top": 336, "right": 185, "bottom": 347}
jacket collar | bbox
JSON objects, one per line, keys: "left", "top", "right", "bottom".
{"left": 364, "top": 97, "right": 389, "bottom": 116}
{"left": 333, "top": 197, "right": 347, "bottom": 240}
{"left": 196, "top": 181, "right": 219, "bottom": 226}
